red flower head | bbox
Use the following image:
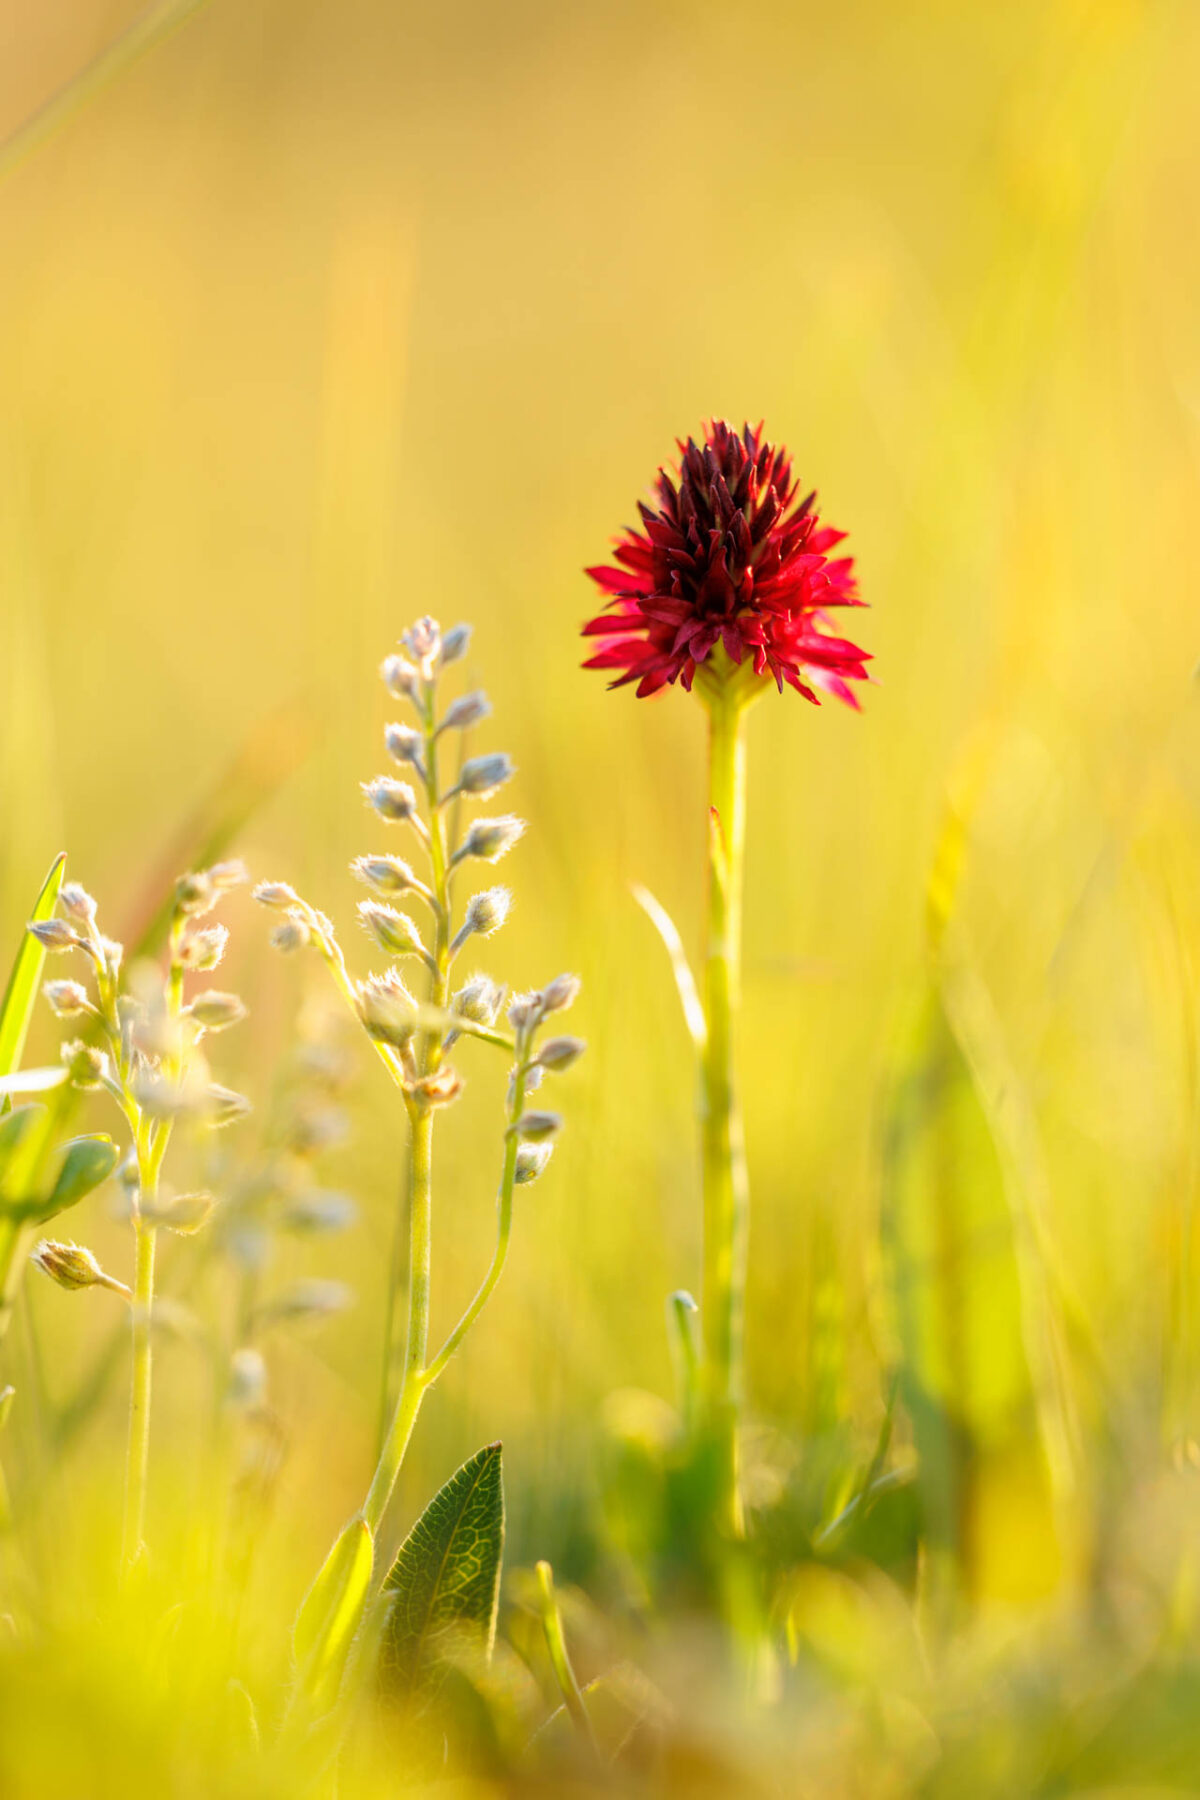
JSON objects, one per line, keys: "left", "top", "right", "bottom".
{"left": 583, "top": 420, "right": 870, "bottom": 706}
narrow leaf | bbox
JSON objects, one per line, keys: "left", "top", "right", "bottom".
{"left": 0, "top": 1068, "right": 68, "bottom": 1096}
{"left": 0, "top": 1386, "right": 13, "bottom": 1431}
{"left": 382, "top": 1442, "right": 504, "bottom": 1693}
{"left": 631, "top": 885, "right": 706, "bottom": 1053}
{"left": 293, "top": 1515, "right": 374, "bottom": 1713}
{"left": 0, "top": 852, "right": 66, "bottom": 1079}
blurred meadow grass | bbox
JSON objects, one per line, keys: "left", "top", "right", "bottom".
{"left": 2, "top": 0, "right": 1200, "bottom": 1791}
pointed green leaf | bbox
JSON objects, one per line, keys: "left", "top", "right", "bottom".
{"left": 293, "top": 1514, "right": 374, "bottom": 1713}
{"left": 0, "top": 1387, "right": 13, "bottom": 1431}
{"left": 0, "top": 853, "right": 66, "bottom": 1081}
{"left": 382, "top": 1442, "right": 504, "bottom": 1694}
{"left": 34, "top": 1135, "right": 119, "bottom": 1223}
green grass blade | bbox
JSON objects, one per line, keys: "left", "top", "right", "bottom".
{"left": 0, "top": 852, "right": 65, "bottom": 1081}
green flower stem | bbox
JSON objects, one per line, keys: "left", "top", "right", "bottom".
{"left": 121, "top": 1210, "right": 157, "bottom": 1570}
{"left": 0, "top": 1215, "right": 24, "bottom": 1350}
{"left": 700, "top": 683, "right": 749, "bottom": 1538}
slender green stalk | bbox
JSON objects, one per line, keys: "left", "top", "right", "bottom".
{"left": 121, "top": 1211, "right": 157, "bottom": 1570}
{"left": 699, "top": 685, "right": 749, "bottom": 1536}
{"left": 0, "top": 1216, "right": 23, "bottom": 1350}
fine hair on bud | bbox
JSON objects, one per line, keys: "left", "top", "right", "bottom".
{"left": 362, "top": 776, "right": 419, "bottom": 824}
{"left": 178, "top": 924, "right": 229, "bottom": 971}
{"left": 453, "top": 887, "right": 511, "bottom": 950}
{"left": 61, "top": 1040, "right": 107, "bottom": 1089}
{"left": 457, "top": 816, "right": 525, "bottom": 865}
{"left": 253, "top": 880, "right": 301, "bottom": 910}
{"left": 513, "top": 1109, "right": 562, "bottom": 1143}
{"left": 208, "top": 859, "right": 249, "bottom": 891}
{"left": 458, "top": 752, "right": 515, "bottom": 798}
{"left": 358, "top": 901, "right": 427, "bottom": 960}
{"left": 381, "top": 653, "right": 420, "bottom": 702}
{"left": 402, "top": 616, "right": 442, "bottom": 677}
{"left": 515, "top": 1142, "right": 554, "bottom": 1185}
{"left": 541, "top": 973, "right": 582, "bottom": 1014}
{"left": 440, "top": 623, "right": 471, "bottom": 665}
{"left": 207, "top": 1084, "right": 252, "bottom": 1128}
{"left": 352, "top": 855, "right": 425, "bottom": 898}
{"left": 358, "top": 971, "right": 418, "bottom": 1048}
{"left": 270, "top": 914, "right": 310, "bottom": 953}
{"left": 58, "top": 882, "right": 97, "bottom": 923}
{"left": 188, "top": 990, "right": 248, "bottom": 1031}
{"left": 174, "top": 871, "right": 216, "bottom": 917}
{"left": 385, "top": 722, "right": 424, "bottom": 770}
{"left": 452, "top": 974, "right": 504, "bottom": 1025}
{"left": 32, "top": 1240, "right": 124, "bottom": 1294}
{"left": 440, "top": 690, "right": 491, "bottom": 733}
{"left": 43, "top": 979, "right": 91, "bottom": 1020}
{"left": 536, "top": 1035, "right": 586, "bottom": 1072}
{"left": 28, "top": 919, "right": 82, "bottom": 952}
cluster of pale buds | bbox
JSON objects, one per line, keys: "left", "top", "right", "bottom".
{"left": 30, "top": 863, "right": 252, "bottom": 1134}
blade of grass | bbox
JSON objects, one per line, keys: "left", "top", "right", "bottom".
{"left": 0, "top": 0, "right": 213, "bottom": 187}
{"left": 0, "top": 852, "right": 65, "bottom": 1082}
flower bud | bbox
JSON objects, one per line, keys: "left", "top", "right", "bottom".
{"left": 452, "top": 974, "right": 504, "bottom": 1026}
{"left": 58, "top": 882, "right": 97, "bottom": 923}
{"left": 208, "top": 859, "right": 249, "bottom": 891}
{"left": 412, "top": 1065, "right": 464, "bottom": 1109}
{"left": 174, "top": 870, "right": 215, "bottom": 917}
{"left": 178, "top": 924, "right": 229, "bottom": 971}
{"left": 188, "top": 990, "right": 248, "bottom": 1032}
{"left": 100, "top": 937, "right": 124, "bottom": 978}
{"left": 458, "top": 752, "right": 515, "bottom": 798}
{"left": 351, "top": 855, "right": 425, "bottom": 898}
{"left": 31, "top": 1240, "right": 125, "bottom": 1294}
{"left": 536, "top": 1035, "right": 586, "bottom": 1072}
{"left": 253, "top": 880, "right": 301, "bottom": 909}
{"left": 381, "top": 653, "right": 420, "bottom": 701}
{"left": 385, "top": 722, "right": 425, "bottom": 770}
{"left": 43, "top": 979, "right": 91, "bottom": 1019}
{"left": 207, "top": 1084, "right": 252, "bottom": 1128}
{"left": 358, "top": 901, "right": 426, "bottom": 960}
{"left": 462, "top": 887, "right": 511, "bottom": 939}
{"left": 358, "top": 971, "right": 418, "bottom": 1048}
{"left": 227, "top": 1346, "right": 267, "bottom": 1409}
{"left": 440, "top": 690, "right": 491, "bottom": 733}
{"left": 147, "top": 1192, "right": 215, "bottom": 1234}
{"left": 513, "top": 1110, "right": 562, "bottom": 1142}
{"left": 541, "top": 972, "right": 582, "bottom": 1014}
{"left": 270, "top": 914, "right": 310, "bottom": 953}
{"left": 61, "top": 1040, "right": 107, "bottom": 1089}
{"left": 258, "top": 1279, "right": 352, "bottom": 1326}
{"left": 457, "top": 816, "right": 525, "bottom": 864}
{"left": 403, "top": 616, "right": 441, "bottom": 678}
{"left": 515, "top": 1142, "right": 554, "bottom": 1185}
{"left": 440, "top": 623, "right": 472, "bottom": 665}
{"left": 283, "top": 1190, "right": 357, "bottom": 1234}
{"left": 362, "top": 777, "right": 419, "bottom": 823}
{"left": 27, "top": 919, "right": 81, "bottom": 952}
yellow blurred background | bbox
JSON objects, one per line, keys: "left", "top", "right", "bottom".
{"left": 1, "top": 0, "right": 1200, "bottom": 1785}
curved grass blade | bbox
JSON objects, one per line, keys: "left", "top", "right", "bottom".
{"left": 632, "top": 885, "right": 706, "bottom": 1054}
{"left": 382, "top": 1442, "right": 504, "bottom": 1695}
{"left": 0, "top": 852, "right": 65, "bottom": 1082}
{"left": 293, "top": 1515, "right": 375, "bottom": 1716}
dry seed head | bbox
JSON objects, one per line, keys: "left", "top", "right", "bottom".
{"left": 458, "top": 816, "right": 525, "bottom": 864}
{"left": 385, "top": 722, "right": 425, "bottom": 771}
{"left": 440, "top": 690, "right": 491, "bottom": 733}
{"left": 31, "top": 1240, "right": 116, "bottom": 1292}
{"left": 358, "top": 901, "right": 426, "bottom": 960}
{"left": 188, "top": 990, "right": 248, "bottom": 1031}
{"left": 178, "top": 923, "right": 229, "bottom": 971}
{"left": 352, "top": 854, "right": 424, "bottom": 898}
{"left": 441, "top": 623, "right": 472, "bottom": 665}
{"left": 542, "top": 972, "right": 582, "bottom": 1014}
{"left": 381, "top": 653, "right": 420, "bottom": 702}
{"left": 363, "top": 776, "right": 419, "bottom": 824}
{"left": 253, "top": 880, "right": 301, "bottom": 910}
{"left": 515, "top": 1142, "right": 554, "bottom": 1185}
{"left": 58, "top": 882, "right": 97, "bottom": 923}
{"left": 536, "top": 1035, "right": 586, "bottom": 1072}
{"left": 513, "top": 1109, "right": 562, "bottom": 1143}
{"left": 28, "top": 919, "right": 82, "bottom": 953}
{"left": 459, "top": 752, "right": 515, "bottom": 798}
{"left": 61, "top": 1040, "right": 107, "bottom": 1089}
{"left": 43, "top": 979, "right": 91, "bottom": 1020}
{"left": 270, "top": 914, "right": 310, "bottom": 954}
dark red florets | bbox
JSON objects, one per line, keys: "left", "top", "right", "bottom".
{"left": 583, "top": 420, "right": 870, "bottom": 705}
